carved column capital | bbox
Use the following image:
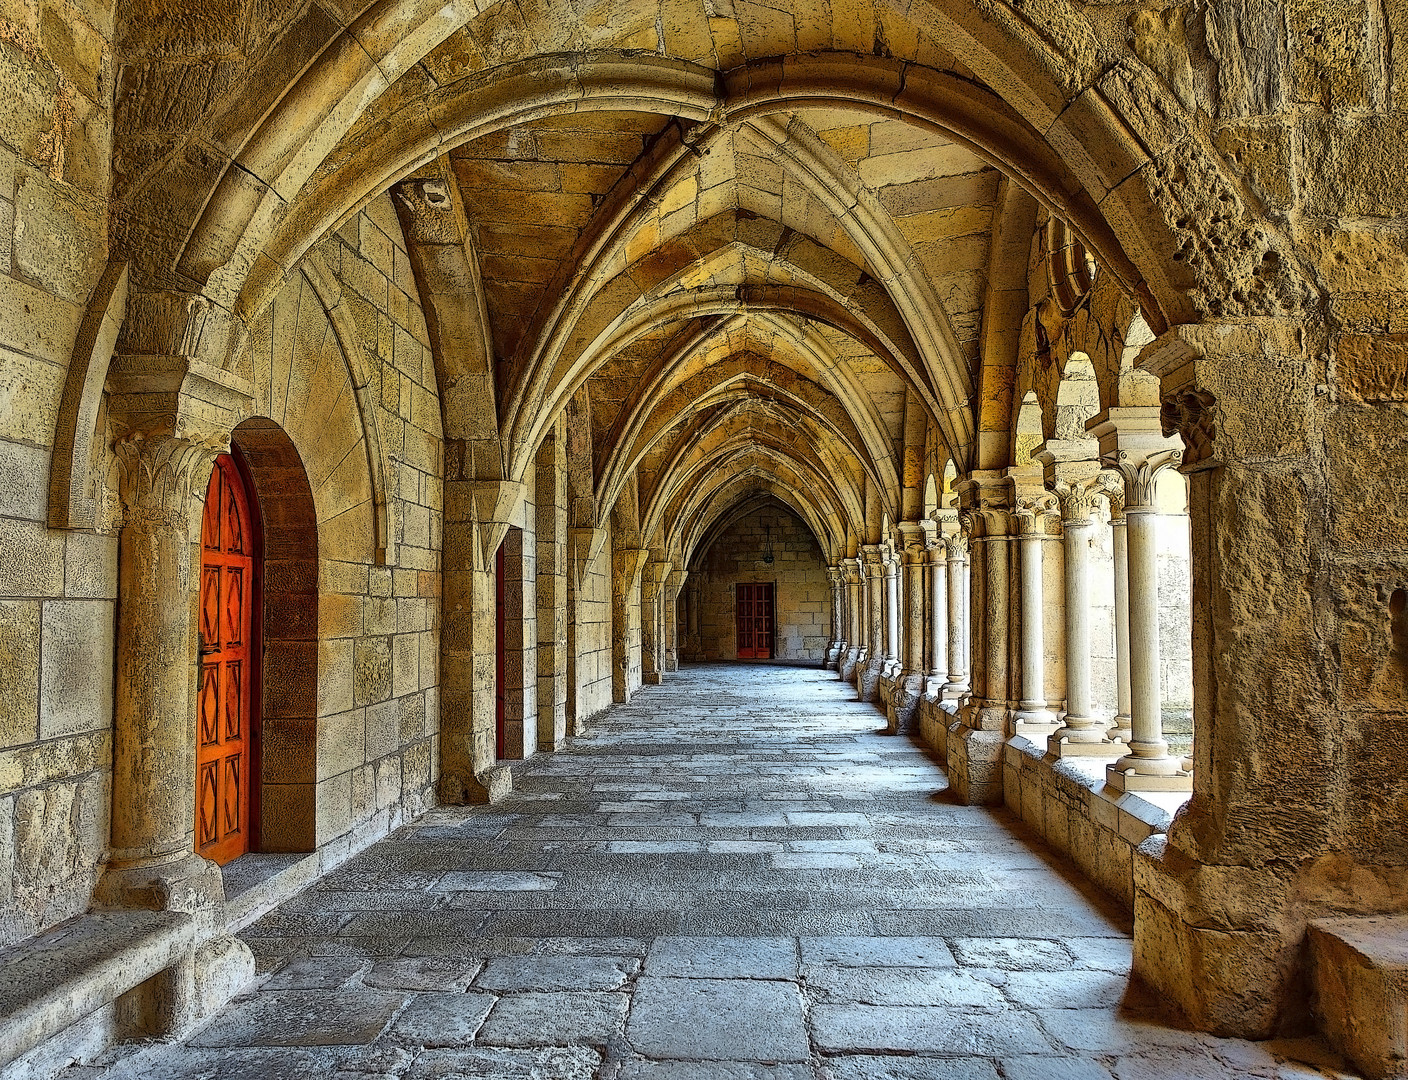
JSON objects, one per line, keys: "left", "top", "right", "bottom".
{"left": 113, "top": 428, "right": 227, "bottom": 526}
{"left": 1013, "top": 493, "right": 1059, "bottom": 536}
{"left": 1105, "top": 448, "right": 1183, "bottom": 510}
{"left": 1161, "top": 387, "right": 1218, "bottom": 470}
{"left": 1052, "top": 470, "right": 1121, "bottom": 525}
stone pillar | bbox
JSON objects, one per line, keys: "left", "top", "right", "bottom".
{"left": 883, "top": 549, "right": 902, "bottom": 677}
{"left": 947, "top": 476, "right": 1012, "bottom": 805}
{"left": 1012, "top": 497, "right": 1059, "bottom": 737}
{"left": 1108, "top": 494, "right": 1133, "bottom": 745}
{"left": 664, "top": 569, "right": 686, "bottom": 672}
{"left": 96, "top": 433, "right": 227, "bottom": 911}
{"left": 1090, "top": 407, "right": 1191, "bottom": 794}
{"left": 641, "top": 560, "right": 670, "bottom": 686}
{"left": 824, "top": 565, "right": 845, "bottom": 669}
{"left": 611, "top": 545, "right": 650, "bottom": 703}
{"left": 942, "top": 531, "right": 969, "bottom": 706}
{"left": 888, "top": 523, "right": 932, "bottom": 732}
{"left": 925, "top": 535, "right": 947, "bottom": 698}
{"left": 839, "top": 558, "right": 862, "bottom": 680}
{"left": 535, "top": 423, "right": 568, "bottom": 751}
{"left": 858, "top": 545, "right": 886, "bottom": 701}
{"left": 1047, "top": 472, "right": 1123, "bottom": 758}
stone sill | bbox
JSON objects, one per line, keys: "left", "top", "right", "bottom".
{"left": 221, "top": 852, "right": 322, "bottom": 934}
{"left": 1001, "top": 733, "right": 1192, "bottom": 911}
{"left": 1005, "top": 735, "right": 1189, "bottom": 840}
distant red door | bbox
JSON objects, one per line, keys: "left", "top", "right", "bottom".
{"left": 197, "top": 456, "right": 255, "bottom": 866}
{"left": 495, "top": 542, "right": 506, "bottom": 759}
{"left": 736, "top": 583, "right": 775, "bottom": 659}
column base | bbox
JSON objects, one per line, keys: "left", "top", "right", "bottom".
{"left": 839, "top": 647, "right": 861, "bottom": 681}
{"left": 92, "top": 851, "right": 226, "bottom": 919}
{"left": 945, "top": 722, "right": 1005, "bottom": 805}
{"left": 1047, "top": 726, "right": 1126, "bottom": 760}
{"left": 858, "top": 659, "right": 884, "bottom": 703}
{"left": 885, "top": 673, "right": 926, "bottom": 734}
{"left": 1011, "top": 706, "right": 1059, "bottom": 741}
{"left": 439, "top": 762, "right": 514, "bottom": 805}
{"left": 643, "top": 672, "right": 662, "bottom": 685}
{"left": 1106, "top": 761, "right": 1193, "bottom": 792}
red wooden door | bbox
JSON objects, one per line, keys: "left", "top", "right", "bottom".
{"left": 197, "top": 455, "right": 255, "bottom": 866}
{"left": 495, "top": 542, "right": 506, "bottom": 759}
{"left": 736, "top": 583, "right": 774, "bottom": 659}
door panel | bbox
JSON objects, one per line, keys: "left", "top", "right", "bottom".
{"left": 736, "top": 583, "right": 775, "bottom": 659}
{"left": 196, "top": 455, "right": 255, "bottom": 866}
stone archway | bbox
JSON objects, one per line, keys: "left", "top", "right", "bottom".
{"left": 229, "top": 418, "right": 319, "bottom": 853}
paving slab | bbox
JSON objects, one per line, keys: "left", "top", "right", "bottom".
{"left": 73, "top": 665, "right": 1357, "bottom": 1080}
{"left": 477, "top": 991, "right": 628, "bottom": 1046}
{"left": 626, "top": 977, "right": 810, "bottom": 1061}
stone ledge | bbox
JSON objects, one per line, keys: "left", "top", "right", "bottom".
{"left": 1309, "top": 914, "right": 1408, "bottom": 1080}
{"left": 1000, "top": 734, "right": 1190, "bottom": 911}
{"left": 0, "top": 909, "right": 193, "bottom": 1071}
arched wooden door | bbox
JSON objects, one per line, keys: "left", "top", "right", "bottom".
{"left": 197, "top": 455, "right": 257, "bottom": 865}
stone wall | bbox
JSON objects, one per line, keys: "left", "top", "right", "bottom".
{"left": 0, "top": 0, "right": 116, "bottom": 947}
{"left": 574, "top": 527, "right": 614, "bottom": 724}
{"left": 293, "top": 194, "right": 444, "bottom": 855}
{"left": 684, "top": 505, "right": 830, "bottom": 663}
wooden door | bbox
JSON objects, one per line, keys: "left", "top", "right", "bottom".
{"left": 736, "top": 582, "right": 775, "bottom": 660}
{"left": 495, "top": 542, "right": 506, "bottom": 759}
{"left": 197, "top": 455, "right": 256, "bottom": 866}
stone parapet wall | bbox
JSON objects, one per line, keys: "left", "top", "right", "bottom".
{"left": 1001, "top": 735, "right": 1180, "bottom": 912}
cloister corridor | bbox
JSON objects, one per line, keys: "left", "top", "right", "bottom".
{"left": 65, "top": 667, "right": 1357, "bottom": 1080}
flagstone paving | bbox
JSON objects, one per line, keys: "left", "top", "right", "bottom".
{"left": 70, "top": 665, "right": 1358, "bottom": 1079}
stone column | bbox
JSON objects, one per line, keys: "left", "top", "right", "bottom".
{"left": 858, "top": 545, "right": 886, "bottom": 701}
{"left": 1089, "top": 409, "right": 1190, "bottom": 793}
{"left": 942, "top": 532, "right": 970, "bottom": 706}
{"left": 889, "top": 523, "right": 932, "bottom": 732}
{"left": 1012, "top": 497, "right": 1059, "bottom": 737}
{"left": 1108, "top": 493, "right": 1133, "bottom": 745}
{"left": 1047, "top": 473, "right": 1123, "bottom": 758}
{"left": 535, "top": 423, "right": 568, "bottom": 751}
{"left": 96, "top": 433, "right": 228, "bottom": 911}
{"left": 664, "top": 569, "right": 687, "bottom": 672}
{"left": 824, "top": 565, "right": 845, "bottom": 669}
{"left": 925, "top": 535, "right": 947, "bottom": 698}
{"left": 641, "top": 560, "right": 670, "bottom": 686}
{"left": 611, "top": 545, "right": 650, "bottom": 703}
{"left": 839, "top": 558, "right": 862, "bottom": 680}
{"left": 947, "top": 475, "right": 1012, "bottom": 805}
{"left": 883, "top": 548, "right": 901, "bottom": 676}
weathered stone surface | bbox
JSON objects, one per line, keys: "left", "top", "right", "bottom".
{"left": 626, "top": 977, "right": 810, "bottom": 1061}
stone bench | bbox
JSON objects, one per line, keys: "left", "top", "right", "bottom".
{"left": 0, "top": 910, "right": 195, "bottom": 1076}
{"left": 1309, "top": 914, "right": 1408, "bottom": 1080}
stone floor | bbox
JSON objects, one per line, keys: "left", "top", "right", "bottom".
{"left": 72, "top": 664, "right": 1359, "bottom": 1080}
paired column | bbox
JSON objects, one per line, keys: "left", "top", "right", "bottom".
{"left": 839, "top": 558, "right": 863, "bottom": 680}
{"left": 1012, "top": 496, "right": 1059, "bottom": 736}
{"left": 942, "top": 531, "right": 970, "bottom": 705}
{"left": 889, "top": 523, "right": 932, "bottom": 732}
{"left": 1047, "top": 472, "right": 1123, "bottom": 758}
{"left": 883, "top": 548, "right": 902, "bottom": 676}
{"left": 925, "top": 535, "right": 947, "bottom": 698}
{"left": 1089, "top": 409, "right": 1191, "bottom": 793}
{"left": 664, "top": 570, "right": 687, "bottom": 672}
{"left": 1108, "top": 495, "right": 1133, "bottom": 745}
{"left": 858, "top": 544, "right": 886, "bottom": 701}
{"left": 825, "top": 565, "right": 845, "bottom": 669}
{"left": 640, "top": 560, "right": 671, "bottom": 685}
